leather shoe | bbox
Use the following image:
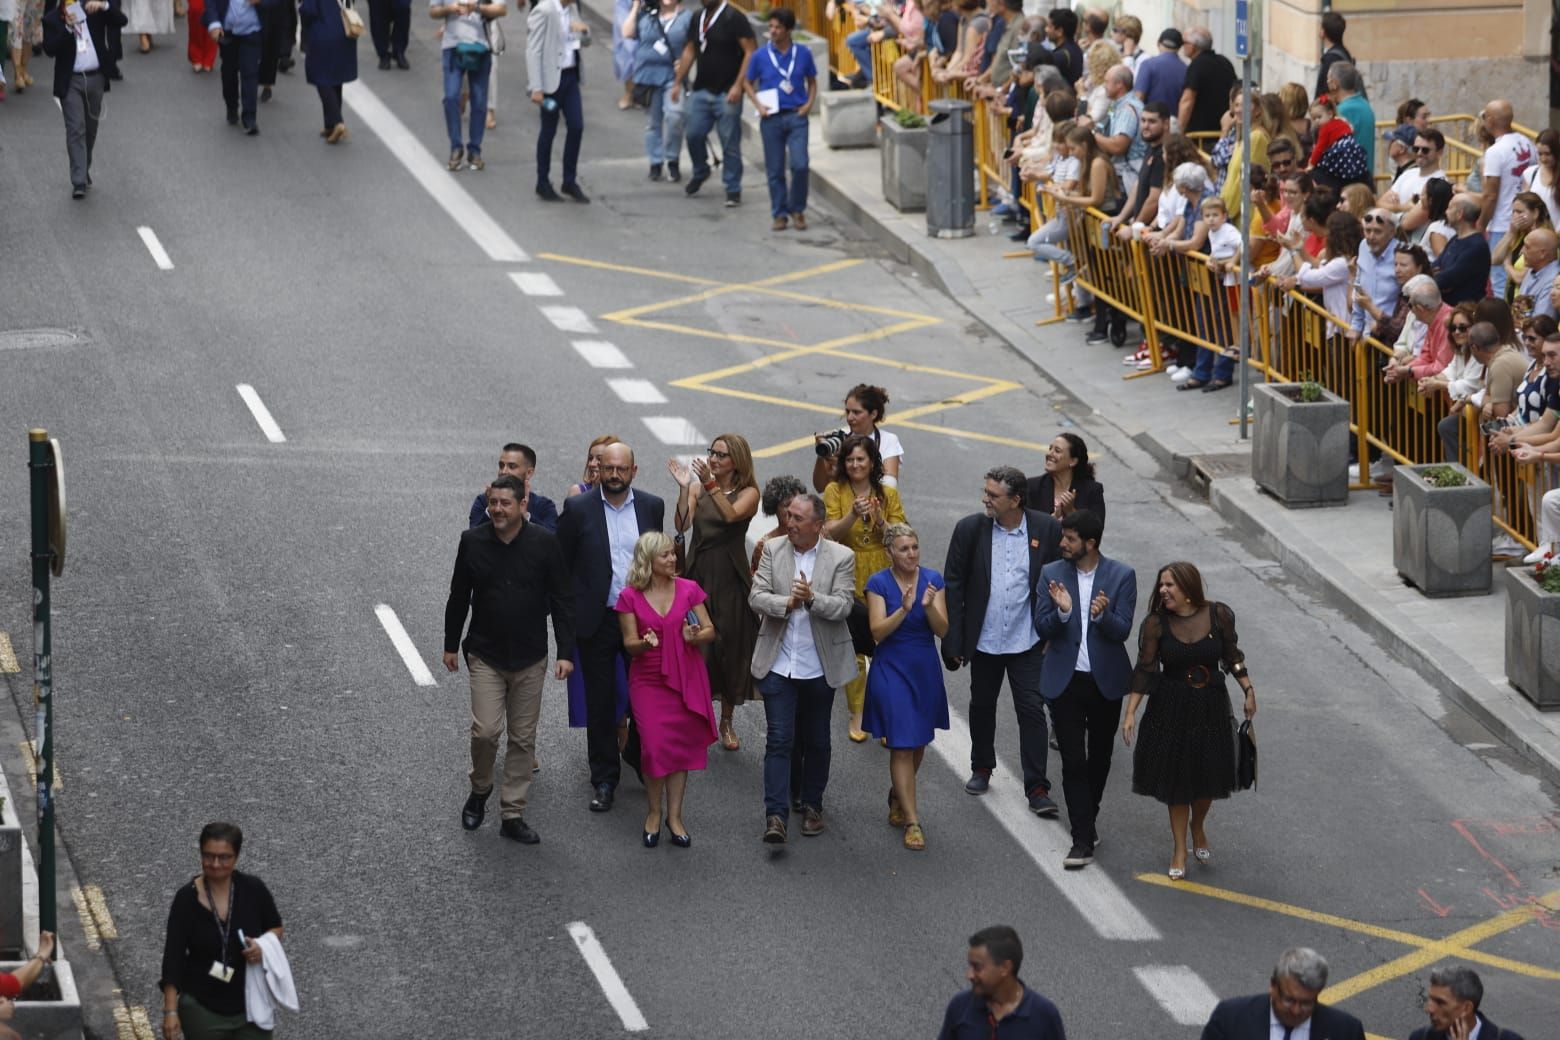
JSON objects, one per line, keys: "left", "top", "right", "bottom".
{"left": 642, "top": 829, "right": 660, "bottom": 848}
{"left": 668, "top": 828, "right": 691, "bottom": 848}
{"left": 762, "top": 815, "right": 787, "bottom": 844}
{"left": 377, "top": 56, "right": 392, "bottom": 70}
{"left": 685, "top": 172, "right": 708, "bottom": 195}
{"left": 589, "top": 783, "right": 615, "bottom": 812}
{"left": 801, "top": 806, "right": 825, "bottom": 836}
{"left": 562, "top": 183, "right": 591, "bottom": 204}
{"left": 394, "top": 53, "right": 409, "bottom": 70}
{"left": 537, "top": 184, "right": 564, "bottom": 202}
{"left": 499, "top": 817, "right": 540, "bottom": 844}
{"left": 460, "top": 788, "right": 491, "bottom": 831}
{"left": 964, "top": 770, "right": 991, "bottom": 795}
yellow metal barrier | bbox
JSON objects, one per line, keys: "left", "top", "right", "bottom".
{"left": 973, "top": 94, "right": 1008, "bottom": 208}
{"left": 1461, "top": 408, "right": 1548, "bottom": 550}
{"left": 826, "top": 5, "right": 859, "bottom": 81}
{"left": 1353, "top": 335, "right": 1447, "bottom": 467}
{"left": 794, "top": 0, "right": 828, "bottom": 37}
{"left": 1059, "top": 205, "right": 1165, "bottom": 375}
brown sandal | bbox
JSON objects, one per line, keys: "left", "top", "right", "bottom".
{"left": 719, "top": 719, "right": 740, "bottom": 751}
{"left": 888, "top": 789, "right": 906, "bottom": 827}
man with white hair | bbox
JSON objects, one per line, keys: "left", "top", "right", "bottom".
{"left": 1517, "top": 229, "right": 1560, "bottom": 320}
{"left": 1383, "top": 275, "right": 1452, "bottom": 385}
{"left": 1176, "top": 26, "right": 1233, "bottom": 135}
{"left": 1349, "top": 208, "right": 1400, "bottom": 341}
{"left": 1200, "top": 947, "right": 1366, "bottom": 1040}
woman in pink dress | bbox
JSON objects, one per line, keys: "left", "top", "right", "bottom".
{"left": 616, "top": 532, "right": 718, "bottom": 848}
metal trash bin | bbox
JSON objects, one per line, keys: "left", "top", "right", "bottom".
{"left": 926, "top": 99, "right": 975, "bottom": 239}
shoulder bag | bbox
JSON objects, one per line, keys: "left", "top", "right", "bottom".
{"left": 1236, "top": 720, "right": 1257, "bottom": 790}
{"left": 338, "top": 0, "right": 365, "bottom": 39}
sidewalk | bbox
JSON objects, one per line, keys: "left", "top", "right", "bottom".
{"left": 735, "top": 103, "right": 1560, "bottom": 789}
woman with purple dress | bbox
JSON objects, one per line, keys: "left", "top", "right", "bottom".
{"left": 616, "top": 532, "right": 718, "bottom": 848}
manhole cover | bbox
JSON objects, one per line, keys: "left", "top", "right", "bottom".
{"left": 0, "top": 328, "right": 83, "bottom": 351}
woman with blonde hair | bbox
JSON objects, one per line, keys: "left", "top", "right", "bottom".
{"left": 616, "top": 532, "right": 718, "bottom": 847}
{"left": 1278, "top": 82, "right": 1311, "bottom": 154}
{"left": 669, "top": 434, "right": 761, "bottom": 750}
{"left": 1078, "top": 38, "right": 1116, "bottom": 123}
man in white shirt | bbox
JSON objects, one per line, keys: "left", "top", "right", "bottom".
{"left": 1477, "top": 98, "right": 1535, "bottom": 297}
{"left": 1381, "top": 128, "right": 1447, "bottom": 228}
{"left": 40, "top": 0, "right": 126, "bottom": 198}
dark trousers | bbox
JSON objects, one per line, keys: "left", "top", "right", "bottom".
{"left": 317, "top": 83, "right": 342, "bottom": 130}
{"left": 258, "top": 0, "right": 295, "bottom": 85}
{"left": 1049, "top": 671, "right": 1122, "bottom": 846}
{"left": 759, "top": 672, "right": 834, "bottom": 820}
{"left": 968, "top": 644, "right": 1051, "bottom": 793}
{"left": 537, "top": 66, "right": 584, "bottom": 190}
{"left": 366, "top": 0, "right": 410, "bottom": 59}
{"left": 579, "top": 623, "right": 638, "bottom": 789}
{"left": 219, "top": 32, "right": 263, "bottom": 127}
{"left": 61, "top": 71, "right": 105, "bottom": 190}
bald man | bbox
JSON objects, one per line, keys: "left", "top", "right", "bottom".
{"left": 1519, "top": 229, "right": 1560, "bottom": 319}
{"left": 1478, "top": 98, "right": 1536, "bottom": 297}
{"left": 1434, "top": 194, "right": 1493, "bottom": 306}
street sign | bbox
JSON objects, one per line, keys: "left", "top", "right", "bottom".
{"left": 1235, "top": 0, "right": 1249, "bottom": 58}
{"left": 47, "top": 438, "right": 65, "bottom": 578}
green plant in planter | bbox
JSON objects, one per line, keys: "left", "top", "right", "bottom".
{"left": 1296, "top": 373, "right": 1324, "bottom": 403}
{"left": 1535, "top": 550, "right": 1560, "bottom": 593}
{"left": 1418, "top": 464, "right": 1469, "bottom": 488}
{"left": 893, "top": 109, "right": 927, "bottom": 129}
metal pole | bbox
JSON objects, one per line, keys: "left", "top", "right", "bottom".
{"left": 1237, "top": 51, "right": 1254, "bottom": 438}
{"left": 28, "top": 429, "right": 56, "bottom": 941}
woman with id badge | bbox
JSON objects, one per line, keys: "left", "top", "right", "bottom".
{"left": 160, "top": 822, "right": 284, "bottom": 1039}
{"left": 621, "top": 0, "right": 691, "bottom": 182}
{"left": 743, "top": 7, "right": 815, "bottom": 232}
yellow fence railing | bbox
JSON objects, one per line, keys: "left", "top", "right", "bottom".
{"left": 825, "top": 5, "right": 858, "bottom": 81}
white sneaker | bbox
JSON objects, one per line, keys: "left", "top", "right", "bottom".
{"left": 1135, "top": 356, "right": 1154, "bottom": 370}
{"left": 1368, "top": 457, "right": 1393, "bottom": 481}
{"left": 1348, "top": 463, "right": 1361, "bottom": 481}
{"left": 1524, "top": 543, "right": 1555, "bottom": 565}
{"left": 1493, "top": 534, "right": 1525, "bottom": 558}
{"left": 1171, "top": 367, "right": 1195, "bottom": 383}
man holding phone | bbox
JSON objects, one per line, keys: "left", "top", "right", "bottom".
{"left": 204, "top": 0, "right": 274, "bottom": 134}
{"left": 40, "top": 0, "right": 126, "bottom": 199}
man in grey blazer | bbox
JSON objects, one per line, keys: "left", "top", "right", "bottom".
{"left": 749, "top": 492, "right": 857, "bottom": 844}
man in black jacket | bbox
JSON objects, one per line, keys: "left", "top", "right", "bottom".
{"left": 40, "top": 0, "right": 125, "bottom": 199}
{"left": 1411, "top": 965, "right": 1526, "bottom": 1040}
{"left": 1201, "top": 947, "right": 1365, "bottom": 1040}
{"left": 443, "top": 475, "right": 574, "bottom": 845}
{"left": 942, "top": 465, "right": 1062, "bottom": 815}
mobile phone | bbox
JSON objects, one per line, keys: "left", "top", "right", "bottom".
{"left": 64, "top": 1, "right": 84, "bottom": 21}
{"left": 685, "top": 610, "right": 700, "bottom": 628}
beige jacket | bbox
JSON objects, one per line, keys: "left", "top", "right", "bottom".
{"left": 748, "top": 536, "right": 859, "bottom": 689}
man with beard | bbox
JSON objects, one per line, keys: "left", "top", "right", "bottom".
{"left": 937, "top": 926, "right": 1066, "bottom": 1039}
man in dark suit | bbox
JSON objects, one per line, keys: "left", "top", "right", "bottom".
{"left": 204, "top": 0, "right": 277, "bottom": 134}
{"left": 1201, "top": 947, "right": 1365, "bottom": 1040}
{"left": 942, "top": 466, "right": 1062, "bottom": 815}
{"left": 1033, "top": 509, "right": 1135, "bottom": 869}
{"left": 40, "top": 0, "right": 126, "bottom": 200}
{"left": 556, "top": 441, "right": 664, "bottom": 812}
{"left": 1411, "top": 965, "right": 1526, "bottom": 1040}
{"left": 468, "top": 443, "right": 559, "bottom": 532}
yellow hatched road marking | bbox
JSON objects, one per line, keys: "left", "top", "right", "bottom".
{"left": 71, "top": 884, "right": 103, "bottom": 951}
{"left": 84, "top": 883, "right": 119, "bottom": 939}
{"left": 113, "top": 999, "right": 156, "bottom": 1040}
{"left": 0, "top": 633, "right": 18, "bottom": 673}
{"left": 19, "top": 741, "right": 61, "bottom": 791}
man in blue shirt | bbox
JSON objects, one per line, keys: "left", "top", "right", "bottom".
{"left": 744, "top": 8, "right": 816, "bottom": 232}
{"left": 468, "top": 443, "right": 560, "bottom": 532}
{"left": 938, "top": 926, "right": 1067, "bottom": 1040}
{"left": 1132, "top": 28, "right": 1184, "bottom": 113}
{"left": 1350, "top": 208, "right": 1400, "bottom": 340}
{"left": 204, "top": 0, "right": 272, "bottom": 133}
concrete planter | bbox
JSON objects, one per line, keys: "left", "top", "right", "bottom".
{"left": 820, "top": 90, "right": 878, "bottom": 149}
{"left": 1505, "top": 565, "right": 1560, "bottom": 711}
{"left": 1392, "top": 463, "right": 1492, "bottom": 597}
{"left": 1250, "top": 383, "right": 1351, "bottom": 508}
{"left": 879, "top": 115, "right": 928, "bottom": 212}
{"left": 0, "top": 780, "right": 21, "bottom": 960}
{"left": 4, "top": 959, "right": 83, "bottom": 1040}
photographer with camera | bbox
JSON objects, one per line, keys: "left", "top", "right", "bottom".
{"left": 812, "top": 383, "right": 903, "bottom": 492}
{"left": 621, "top": 0, "right": 691, "bottom": 182}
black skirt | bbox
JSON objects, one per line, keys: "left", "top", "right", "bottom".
{"left": 1131, "top": 678, "right": 1238, "bottom": 805}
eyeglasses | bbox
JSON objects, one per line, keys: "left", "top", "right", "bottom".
{"left": 1412, "top": 146, "right": 1435, "bottom": 154}
{"left": 1449, "top": 324, "right": 1471, "bottom": 333}
{"left": 200, "top": 852, "right": 236, "bottom": 863}
{"left": 598, "top": 464, "right": 632, "bottom": 474}
{"left": 706, "top": 449, "right": 731, "bottom": 459}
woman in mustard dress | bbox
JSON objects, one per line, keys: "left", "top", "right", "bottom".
{"left": 823, "top": 434, "right": 906, "bottom": 741}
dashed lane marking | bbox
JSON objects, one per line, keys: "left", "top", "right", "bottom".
{"left": 235, "top": 384, "right": 286, "bottom": 443}
{"left": 540, "top": 306, "right": 598, "bottom": 334}
{"left": 136, "top": 227, "right": 174, "bottom": 270}
{"left": 0, "top": 632, "right": 17, "bottom": 673}
{"left": 567, "top": 922, "right": 649, "bottom": 1032}
{"left": 605, "top": 379, "right": 667, "bottom": 404}
{"left": 510, "top": 272, "right": 563, "bottom": 297}
{"left": 571, "top": 341, "right": 634, "bottom": 369}
{"left": 374, "top": 605, "right": 437, "bottom": 687}
{"left": 641, "top": 417, "right": 706, "bottom": 446}
{"left": 1132, "top": 965, "right": 1220, "bottom": 1025}
{"left": 341, "top": 82, "right": 528, "bottom": 262}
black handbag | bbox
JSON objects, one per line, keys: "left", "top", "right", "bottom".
{"left": 846, "top": 597, "right": 876, "bottom": 658}
{"left": 1236, "top": 720, "right": 1257, "bottom": 790}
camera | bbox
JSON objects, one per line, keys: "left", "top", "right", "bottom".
{"left": 815, "top": 428, "right": 849, "bottom": 458}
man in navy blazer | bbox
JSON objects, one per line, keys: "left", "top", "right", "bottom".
{"left": 1033, "top": 509, "right": 1134, "bottom": 869}
{"left": 204, "top": 0, "right": 278, "bottom": 133}
{"left": 556, "top": 441, "right": 664, "bottom": 812}
{"left": 40, "top": 0, "right": 126, "bottom": 199}
{"left": 1201, "top": 947, "right": 1366, "bottom": 1040}
{"left": 1410, "top": 965, "right": 1526, "bottom": 1040}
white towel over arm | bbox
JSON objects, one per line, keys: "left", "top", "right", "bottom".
{"left": 244, "top": 931, "right": 299, "bottom": 1030}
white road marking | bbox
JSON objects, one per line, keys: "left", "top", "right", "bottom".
{"left": 1132, "top": 965, "right": 1220, "bottom": 1025}
{"left": 136, "top": 227, "right": 174, "bottom": 270}
{"left": 566, "top": 922, "right": 649, "bottom": 1032}
{"left": 374, "top": 604, "right": 436, "bottom": 687}
{"left": 340, "top": 82, "right": 529, "bottom": 262}
{"left": 509, "top": 271, "right": 563, "bottom": 297}
{"left": 234, "top": 384, "right": 286, "bottom": 443}
{"left": 641, "top": 416, "right": 706, "bottom": 446}
{"left": 928, "top": 716, "right": 1161, "bottom": 941}
{"left": 571, "top": 340, "right": 634, "bottom": 369}
{"left": 606, "top": 378, "right": 667, "bottom": 404}
{"left": 540, "top": 306, "right": 597, "bottom": 333}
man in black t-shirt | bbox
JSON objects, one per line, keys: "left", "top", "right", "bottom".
{"left": 1177, "top": 26, "right": 1234, "bottom": 136}
{"left": 674, "top": 0, "right": 756, "bottom": 205}
{"left": 1030, "top": 7, "right": 1081, "bottom": 87}
{"left": 1108, "top": 101, "right": 1168, "bottom": 236}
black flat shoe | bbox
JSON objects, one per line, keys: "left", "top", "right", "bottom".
{"left": 537, "top": 184, "right": 564, "bottom": 202}
{"left": 562, "top": 183, "right": 590, "bottom": 204}
{"left": 394, "top": 54, "right": 409, "bottom": 70}
{"left": 667, "top": 161, "right": 681, "bottom": 182}
{"left": 377, "top": 56, "right": 392, "bottom": 69}
{"left": 642, "top": 829, "right": 660, "bottom": 848}
{"left": 668, "top": 827, "right": 691, "bottom": 848}
{"left": 1177, "top": 379, "right": 1207, "bottom": 391}
{"left": 499, "top": 817, "right": 540, "bottom": 844}
{"left": 1201, "top": 379, "right": 1233, "bottom": 393}
{"left": 461, "top": 788, "right": 491, "bottom": 831}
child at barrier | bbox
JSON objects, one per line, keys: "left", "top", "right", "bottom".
{"left": 1027, "top": 120, "right": 1079, "bottom": 270}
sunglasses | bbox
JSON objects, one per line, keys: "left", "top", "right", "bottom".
{"left": 1363, "top": 215, "right": 1390, "bottom": 225}
{"left": 1450, "top": 324, "right": 1471, "bottom": 333}
{"left": 1412, "top": 146, "right": 1435, "bottom": 154}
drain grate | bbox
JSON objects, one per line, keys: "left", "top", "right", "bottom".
{"left": 1190, "top": 453, "right": 1249, "bottom": 481}
{"left": 0, "top": 328, "right": 84, "bottom": 351}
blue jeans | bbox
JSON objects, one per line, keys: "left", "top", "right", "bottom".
{"left": 644, "top": 79, "right": 685, "bottom": 166}
{"left": 1488, "top": 231, "right": 1508, "bottom": 298}
{"left": 685, "top": 88, "right": 743, "bottom": 194}
{"left": 441, "top": 48, "right": 490, "bottom": 154}
{"left": 759, "top": 111, "right": 809, "bottom": 218}
{"left": 1191, "top": 288, "right": 1236, "bottom": 383}
{"left": 759, "top": 671, "right": 835, "bottom": 820}
{"left": 846, "top": 28, "right": 873, "bottom": 82}
{"left": 537, "top": 66, "right": 584, "bottom": 189}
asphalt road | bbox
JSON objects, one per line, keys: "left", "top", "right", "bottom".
{"left": 0, "top": 16, "right": 1556, "bottom": 1040}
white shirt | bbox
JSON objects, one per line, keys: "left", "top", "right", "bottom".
{"left": 1484, "top": 132, "right": 1537, "bottom": 234}
{"left": 602, "top": 489, "right": 639, "bottom": 607}
{"left": 1269, "top": 1008, "right": 1311, "bottom": 1040}
{"left": 1424, "top": 218, "right": 1455, "bottom": 262}
{"left": 72, "top": 15, "right": 101, "bottom": 74}
{"left": 1073, "top": 562, "right": 1097, "bottom": 672}
{"left": 773, "top": 543, "right": 823, "bottom": 679}
{"left": 558, "top": 1, "right": 579, "bottom": 68}
{"left": 1206, "top": 222, "right": 1242, "bottom": 286}
{"left": 1388, "top": 165, "right": 1447, "bottom": 209}
{"left": 1521, "top": 164, "right": 1560, "bottom": 227}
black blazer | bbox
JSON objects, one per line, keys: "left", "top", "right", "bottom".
{"left": 556, "top": 488, "right": 665, "bottom": 639}
{"left": 1024, "top": 473, "right": 1106, "bottom": 527}
{"left": 941, "top": 508, "right": 1062, "bottom": 665}
{"left": 40, "top": 0, "right": 126, "bottom": 101}
{"left": 1410, "top": 1012, "right": 1525, "bottom": 1040}
{"left": 1201, "top": 994, "right": 1365, "bottom": 1040}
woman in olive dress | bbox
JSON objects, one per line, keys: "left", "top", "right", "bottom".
{"left": 669, "top": 433, "right": 761, "bottom": 751}
{"left": 1120, "top": 561, "right": 1256, "bottom": 880}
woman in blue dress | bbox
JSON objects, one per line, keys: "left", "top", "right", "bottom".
{"left": 863, "top": 522, "right": 949, "bottom": 851}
